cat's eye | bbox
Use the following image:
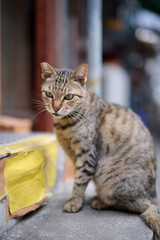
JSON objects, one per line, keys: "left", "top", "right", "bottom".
{"left": 64, "top": 94, "right": 74, "bottom": 100}
{"left": 45, "top": 91, "right": 53, "bottom": 98}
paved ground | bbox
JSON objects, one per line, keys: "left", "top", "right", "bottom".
{"left": 1, "top": 136, "right": 160, "bottom": 240}
{"left": 1, "top": 181, "right": 154, "bottom": 240}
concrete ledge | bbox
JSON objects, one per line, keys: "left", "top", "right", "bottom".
{"left": 1, "top": 182, "right": 154, "bottom": 240}
{"left": 1, "top": 133, "right": 159, "bottom": 240}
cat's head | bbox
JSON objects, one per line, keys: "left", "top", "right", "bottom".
{"left": 40, "top": 62, "right": 88, "bottom": 119}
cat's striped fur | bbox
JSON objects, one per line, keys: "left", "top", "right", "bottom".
{"left": 41, "top": 62, "right": 160, "bottom": 237}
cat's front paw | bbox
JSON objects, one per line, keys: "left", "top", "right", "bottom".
{"left": 63, "top": 198, "right": 82, "bottom": 213}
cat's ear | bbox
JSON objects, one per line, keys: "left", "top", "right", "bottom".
{"left": 40, "top": 62, "right": 57, "bottom": 80}
{"left": 72, "top": 64, "right": 88, "bottom": 86}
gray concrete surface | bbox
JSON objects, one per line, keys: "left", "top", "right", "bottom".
{"left": 1, "top": 181, "right": 154, "bottom": 240}
{"left": 1, "top": 134, "right": 160, "bottom": 240}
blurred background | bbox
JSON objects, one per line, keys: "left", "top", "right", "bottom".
{"left": 0, "top": 0, "right": 160, "bottom": 136}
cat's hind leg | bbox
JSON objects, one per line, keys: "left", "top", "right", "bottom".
{"left": 91, "top": 196, "right": 109, "bottom": 210}
{"left": 115, "top": 198, "right": 151, "bottom": 213}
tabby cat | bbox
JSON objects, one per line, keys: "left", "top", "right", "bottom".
{"left": 41, "top": 62, "right": 160, "bottom": 236}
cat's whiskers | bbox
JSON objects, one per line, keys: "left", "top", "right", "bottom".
{"left": 32, "top": 105, "right": 46, "bottom": 112}
{"left": 73, "top": 105, "right": 91, "bottom": 126}
{"left": 33, "top": 99, "right": 46, "bottom": 107}
{"left": 65, "top": 108, "right": 86, "bottom": 137}
{"left": 32, "top": 99, "right": 46, "bottom": 111}
{"left": 30, "top": 100, "right": 47, "bottom": 121}
{"left": 68, "top": 109, "right": 89, "bottom": 130}
{"left": 33, "top": 99, "right": 45, "bottom": 104}
{"left": 32, "top": 108, "right": 47, "bottom": 120}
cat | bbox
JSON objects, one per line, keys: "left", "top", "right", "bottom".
{"left": 40, "top": 62, "right": 160, "bottom": 237}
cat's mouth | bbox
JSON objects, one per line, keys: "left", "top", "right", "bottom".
{"left": 52, "top": 112, "right": 63, "bottom": 118}
{"left": 52, "top": 112, "right": 61, "bottom": 116}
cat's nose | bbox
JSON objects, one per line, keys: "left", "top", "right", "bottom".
{"left": 53, "top": 106, "right": 61, "bottom": 112}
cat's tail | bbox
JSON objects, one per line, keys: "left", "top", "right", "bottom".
{"left": 141, "top": 204, "right": 160, "bottom": 237}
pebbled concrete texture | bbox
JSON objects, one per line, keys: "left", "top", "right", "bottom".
{"left": 1, "top": 136, "right": 160, "bottom": 240}
{"left": 1, "top": 182, "right": 154, "bottom": 240}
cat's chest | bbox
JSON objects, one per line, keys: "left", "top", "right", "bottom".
{"left": 55, "top": 129, "right": 77, "bottom": 160}
{"left": 55, "top": 127, "right": 90, "bottom": 161}
{"left": 54, "top": 119, "right": 96, "bottom": 160}
{"left": 57, "top": 133, "right": 71, "bottom": 149}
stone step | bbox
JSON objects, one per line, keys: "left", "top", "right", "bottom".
{"left": 1, "top": 182, "right": 154, "bottom": 240}
{"left": 1, "top": 132, "right": 160, "bottom": 240}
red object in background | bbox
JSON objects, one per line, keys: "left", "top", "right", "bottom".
{"left": 34, "top": 0, "right": 54, "bottom": 131}
{"left": 33, "top": 0, "right": 83, "bottom": 131}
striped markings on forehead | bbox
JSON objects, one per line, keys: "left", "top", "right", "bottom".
{"left": 56, "top": 68, "right": 73, "bottom": 79}
{"left": 54, "top": 68, "right": 73, "bottom": 91}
